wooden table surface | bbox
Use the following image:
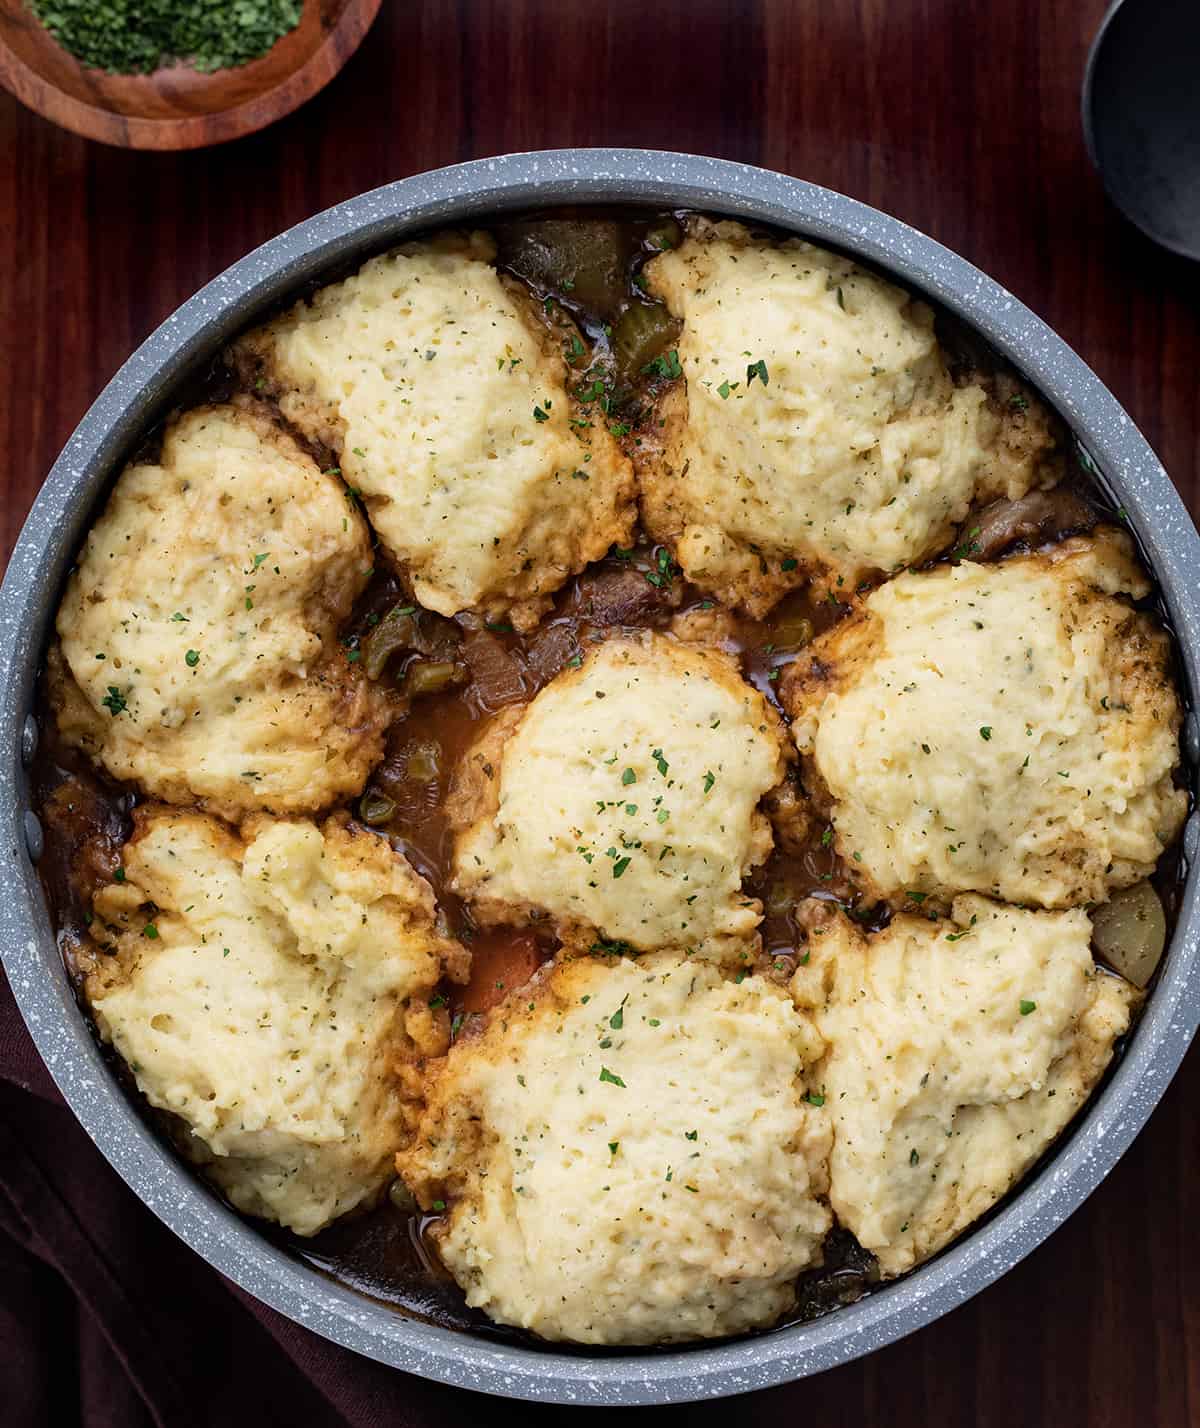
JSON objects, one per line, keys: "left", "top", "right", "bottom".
{"left": 1, "top": 2, "right": 1197, "bottom": 1423}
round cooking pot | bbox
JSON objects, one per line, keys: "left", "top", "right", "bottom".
{"left": 1, "top": 150, "right": 1198, "bottom": 1405}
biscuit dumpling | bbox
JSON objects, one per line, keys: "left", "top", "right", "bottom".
{"left": 791, "top": 896, "right": 1138, "bottom": 1276}
{"left": 449, "top": 633, "right": 791, "bottom": 960}
{"left": 781, "top": 528, "right": 1187, "bottom": 909}
{"left": 397, "top": 954, "right": 832, "bottom": 1344}
{"left": 51, "top": 404, "right": 389, "bottom": 820}
{"left": 84, "top": 808, "right": 467, "bottom": 1237}
{"left": 639, "top": 218, "right": 1061, "bottom": 614}
{"left": 233, "top": 232, "right": 636, "bottom": 629}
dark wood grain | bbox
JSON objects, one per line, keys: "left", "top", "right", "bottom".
{"left": 0, "top": 0, "right": 381, "bottom": 149}
{"left": 0, "top": 2, "right": 1197, "bottom": 1424}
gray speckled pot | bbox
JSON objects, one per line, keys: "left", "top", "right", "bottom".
{"left": 1, "top": 150, "right": 1198, "bottom": 1406}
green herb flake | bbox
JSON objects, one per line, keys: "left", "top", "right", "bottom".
{"left": 979, "top": 726, "right": 992, "bottom": 741}
{"left": 1020, "top": 999, "right": 1037, "bottom": 1016}
{"left": 612, "top": 856, "right": 631, "bottom": 879}
{"left": 621, "top": 767, "right": 637, "bottom": 786}
{"left": 102, "top": 686, "right": 127, "bottom": 716}
{"left": 702, "top": 771, "right": 715, "bottom": 794}
{"left": 746, "top": 358, "right": 769, "bottom": 386}
{"left": 643, "top": 349, "right": 683, "bottom": 380}
{"left": 185, "top": 649, "right": 200, "bottom": 667}
{"left": 143, "top": 923, "right": 159, "bottom": 939}
{"left": 805, "top": 1091, "right": 826, "bottom": 1107}
{"left": 598, "top": 1066, "right": 626, "bottom": 1087}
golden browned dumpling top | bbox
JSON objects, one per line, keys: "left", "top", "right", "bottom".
{"left": 450, "top": 632, "right": 790, "bottom": 961}
{"left": 640, "top": 218, "right": 1061, "bottom": 614}
{"left": 398, "top": 953, "right": 831, "bottom": 1344}
{"left": 791, "top": 896, "right": 1137, "bottom": 1276}
{"left": 234, "top": 232, "right": 635, "bottom": 630}
{"left": 86, "top": 807, "right": 466, "bottom": 1237}
{"left": 51, "top": 404, "right": 388, "bottom": 819}
{"left": 782, "top": 528, "right": 1186, "bottom": 908}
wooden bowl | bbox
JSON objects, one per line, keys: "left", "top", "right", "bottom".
{"left": 0, "top": 0, "right": 381, "bottom": 149}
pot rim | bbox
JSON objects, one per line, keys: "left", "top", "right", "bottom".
{"left": 1, "top": 149, "right": 1197, "bottom": 1405}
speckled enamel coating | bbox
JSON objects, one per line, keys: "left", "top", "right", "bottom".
{"left": 0, "top": 150, "right": 1197, "bottom": 1406}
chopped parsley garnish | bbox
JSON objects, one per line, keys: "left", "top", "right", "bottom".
{"left": 590, "top": 938, "right": 632, "bottom": 956}
{"left": 685, "top": 1129, "right": 698, "bottom": 1141}
{"left": 252, "top": 552, "right": 270, "bottom": 570}
{"left": 820, "top": 827, "right": 834, "bottom": 848}
{"left": 143, "top": 923, "right": 159, "bottom": 939}
{"left": 805, "top": 1091, "right": 825, "bottom": 1107}
{"left": 533, "top": 404, "right": 550, "bottom": 423}
{"left": 185, "top": 649, "right": 200, "bottom": 668}
{"left": 909, "top": 1149, "right": 920, "bottom": 1166}
{"left": 431, "top": 1199, "right": 446, "bottom": 1212}
{"left": 608, "top": 1141, "right": 619, "bottom": 1155}
{"left": 781, "top": 557, "right": 798, "bottom": 572}
{"left": 612, "top": 856, "right": 631, "bottom": 879}
{"left": 645, "top": 547, "right": 676, "bottom": 588}
{"left": 598, "top": 1066, "right": 626, "bottom": 1087}
{"left": 746, "top": 358, "right": 769, "bottom": 386}
{"left": 101, "top": 686, "right": 127, "bottom": 716}
{"left": 621, "top": 767, "right": 637, "bottom": 786}
{"left": 979, "top": 726, "right": 992, "bottom": 741}
{"left": 652, "top": 748, "right": 669, "bottom": 776}
{"left": 1020, "top": 999, "right": 1037, "bottom": 1016}
{"left": 702, "top": 771, "right": 715, "bottom": 794}
{"left": 428, "top": 994, "right": 447, "bottom": 1010}
{"left": 643, "top": 349, "right": 683, "bottom": 380}
{"left": 717, "top": 380, "right": 732, "bottom": 400}
{"left": 170, "top": 611, "right": 189, "bottom": 622}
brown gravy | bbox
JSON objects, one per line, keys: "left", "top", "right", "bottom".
{"left": 30, "top": 209, "right": 1191, "bottom": 1347}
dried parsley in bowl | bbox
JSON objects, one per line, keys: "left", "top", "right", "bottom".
{"left": 26, "top": 0, "right": 304, "bottom": 75}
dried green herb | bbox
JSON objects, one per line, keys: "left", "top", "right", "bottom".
{"left": 26, "top": 0, "right": 303, "bottom": 76}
